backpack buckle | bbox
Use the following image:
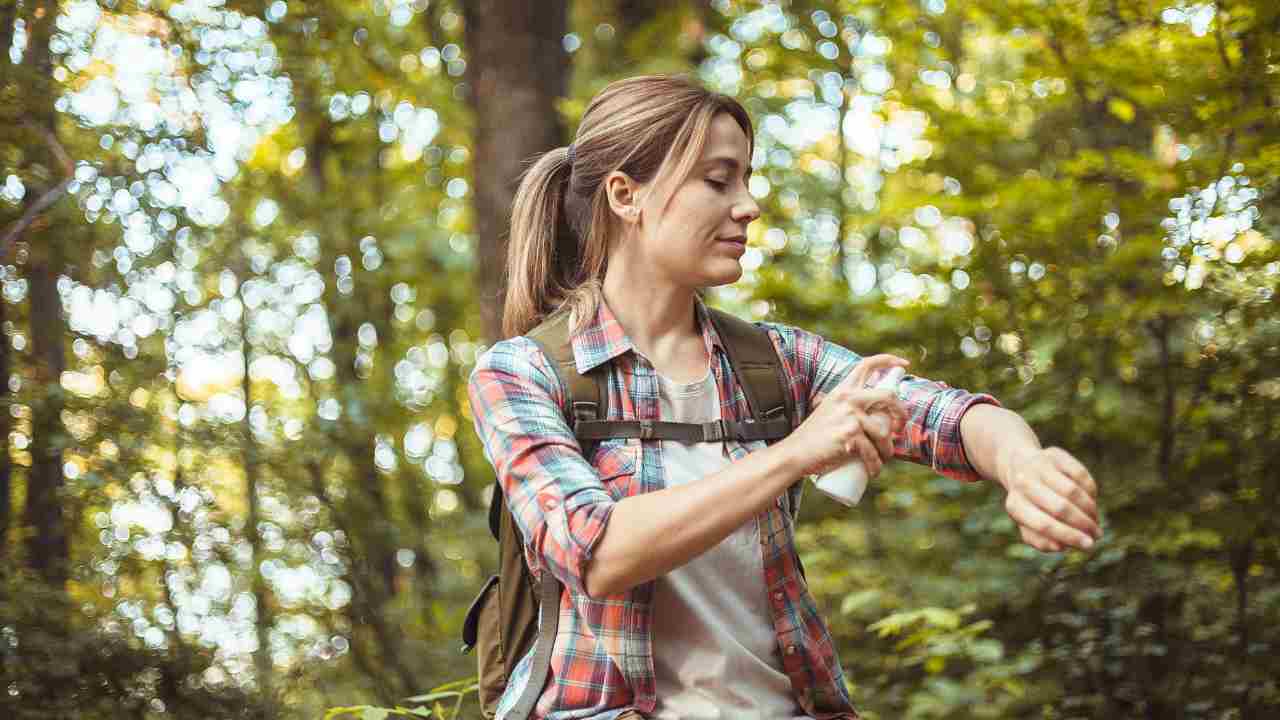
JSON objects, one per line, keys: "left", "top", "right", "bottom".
{"left": 639, "top": 419, "right": 655, "bottom": 439}
{"left": 572, "top": 401, "right": 598, "bottom": 432}
{"left": 701, "top": 420, "right": 726, "bottom": 442}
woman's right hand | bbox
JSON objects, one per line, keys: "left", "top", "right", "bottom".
{"left": 785, "top": 354, "right": 911, "bottom": 478}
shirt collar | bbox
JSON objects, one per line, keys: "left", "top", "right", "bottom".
{"left": 570, "top": 292, "right": 726, "bottom": 375}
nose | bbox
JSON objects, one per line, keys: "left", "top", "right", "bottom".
{"left": 732, "top": 186, "right": 760, "bottom": 225}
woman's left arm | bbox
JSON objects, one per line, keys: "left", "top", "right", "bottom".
{"left": 762, "top": 321, "right": 1102, "bottom": 553}
{"left": 959, "top": 404, "right": 1102, "bottom": 552}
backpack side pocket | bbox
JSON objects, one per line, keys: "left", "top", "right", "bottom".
{"left": 461, "top": 574, "right": 503, "bottom": 718}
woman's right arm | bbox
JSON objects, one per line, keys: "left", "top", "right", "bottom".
{"left": 586, "top": 353, "right": 908, "bottom": 597}
{"left": 468, "top": 338, "right": 902, "bottom": 599}
{"left": 585, "top": 434, "right": 807, "bottom": 597}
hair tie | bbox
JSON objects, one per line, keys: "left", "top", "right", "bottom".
{"left": 566, "top": 143, "right": 576, "bottom": 167}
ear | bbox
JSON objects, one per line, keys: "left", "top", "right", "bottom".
{"left": 603, "top": 170, "right": 644, "bottom": 224}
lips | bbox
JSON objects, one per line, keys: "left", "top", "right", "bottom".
{"left": 719, "top": 237, "right": 747, "bottom": 255}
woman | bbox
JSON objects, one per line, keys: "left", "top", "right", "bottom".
{"left": 467, "top": 74, "right": 1101, "bottom": 720}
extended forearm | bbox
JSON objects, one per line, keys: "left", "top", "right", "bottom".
{"left": 583, "top": 441, "right": 805, "bottom": 597}
{"left": 958, "top": 404, "right": 1042, "bottom": 490}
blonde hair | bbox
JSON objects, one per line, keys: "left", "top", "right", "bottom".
{"left": 502, "top": 74, "right": 754, "bottom": 339}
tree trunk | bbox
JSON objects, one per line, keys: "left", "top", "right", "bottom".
{"left": 23, "top": 0, "right": 69, "bottom": 588}
{"left": 26, "top": 243, "right": 68, "bottom": 586}
{"left": 462, "top": 0, "right": 569, "bottom": 343}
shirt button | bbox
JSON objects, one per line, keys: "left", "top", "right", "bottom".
{"left": 786, "top": 644, "right": 797, "bottom": 655}
{"left": 773, "top": 591, "right": 784, "bottom": 603}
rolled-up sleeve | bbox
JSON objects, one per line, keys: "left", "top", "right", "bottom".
{"left": 765, "top": 322, "right": 1001, "bottom": 483}
{"left": 466, "top": 337, "right": 616, "bottom": 594}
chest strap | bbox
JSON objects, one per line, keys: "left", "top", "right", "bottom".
{"left": 573, "top": 416, "right": 791, "bottom": 443}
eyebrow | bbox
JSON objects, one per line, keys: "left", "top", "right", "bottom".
{"left": 701, "top": 156, "right": 753, "bottom": 180}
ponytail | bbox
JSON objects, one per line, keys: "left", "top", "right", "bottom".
{"left": 502, "top": 146, "right": 604, "bottom": 339}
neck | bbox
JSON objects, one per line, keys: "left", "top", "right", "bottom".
{"left": 600, "top": 269, "right": 700, "bottom": 359}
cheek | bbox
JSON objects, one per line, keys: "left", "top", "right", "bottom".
{"left": 644, "top": 190, "right": 730, "bottom": 265}
{"left": 663, "top": 186, "right": 722, "bottom": 225}
{"left": 677, "top": 211, "right": 725, "bottom": 243}
{"left": 649, "top": 212, "right": 708, "bottom": 249}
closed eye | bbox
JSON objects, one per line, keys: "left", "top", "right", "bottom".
{"left": 705, "top": 179, "right": 728, "bottom": 191}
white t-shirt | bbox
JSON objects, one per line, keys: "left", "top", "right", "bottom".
{"left": 649, "top": 366, "right": 812, "bottom": 720}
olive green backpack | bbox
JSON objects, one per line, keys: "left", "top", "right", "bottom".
{"left": 461, "top": 306, "right": 805, "bottom": 719}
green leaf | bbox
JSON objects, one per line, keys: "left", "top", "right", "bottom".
{"left": 969, "top": 638, "right": 1005, "bottom": 663}
{"left": 402, "top": 691, "right": 459, "bottom": 704}
{"left": 1107, "top": 97, "right": 1135, "bottom": 122}
{"left": 361, "top": 709, "right": 389, "bottom": 720}
{"left": 840, "top": 589, "right": 881, "bottom": 615}
{"left": 417, "top": 676, "right": 478, "bottom": 695}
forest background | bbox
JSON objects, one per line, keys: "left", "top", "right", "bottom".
{"left": 2, "top": 0, "right": 1278, "bottom": 718}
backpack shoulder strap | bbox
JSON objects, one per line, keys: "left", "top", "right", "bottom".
{"left": 526, "top": 310, "right": 608, "bottom": 444}
{"left": 704, "top": 307, "right": 797, "bottom": 430}
{"left": 705, "top": 308, "right": 804, "bottom": 523}
{"left": 486, "top": 310, "right": 605, "bottom": 540}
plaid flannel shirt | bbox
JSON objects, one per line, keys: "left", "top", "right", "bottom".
{"left": 466, "top": 294, "right": 1000, "bottom": 720}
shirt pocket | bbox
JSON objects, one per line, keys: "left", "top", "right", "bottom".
{"left": 589, "top": 438, "right": 639, "bottom": 501}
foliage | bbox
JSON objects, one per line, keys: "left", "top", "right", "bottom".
{"left": 1, "top": 1, "right": 1277, "bottom": 718}
{"left": 323, "top": 677, "right": 479, "bottom": 720}
{"left": 0, "top": 568, "right": 273, "bottom": 719}
{"left": 701, "top": 0, "right": 1280, "bottom": 715}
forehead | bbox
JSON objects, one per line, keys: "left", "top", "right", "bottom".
{"left": 698, "top": 113, "right": 751, "bottom": 162}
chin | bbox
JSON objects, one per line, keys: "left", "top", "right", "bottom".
{"left": 702, "top": 265, "right": 744, "bottom": 287}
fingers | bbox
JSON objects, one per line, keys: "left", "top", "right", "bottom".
{"left": 852, "top": 389, "right": 908, "bottom": 433}
{"left": 850, "top": 430, "right": 882, "bottom": 478}
{"left": 1023, "top": 470, "right": 1101, "bottom": 539}
{"left": 1019, "top": 526, "right": 1063, "bottom": 553}
{"left": 1003, "top": 448, "right": 1103, "bottom": 554}
{"left": 858, "top": 409, "right": 896, "bottom": 463}
{"left": 834, "top": 391, "right": 905, "bottom": 473}
{"left": 846, "top": 354, "right": 911, "bottom": 391}
{"left": 1030, "top": 448, "right": 1101, "bottom": 541}
{"left": 1040, "top": 461, "right": 1099, "bottom": 529}
{"left": 1005, "top": 491, "right": 1095, "bottom": 550}
{"left": 1045, "top": 446, "right": 1098, "bottom": 500}
{"left": 838, "top": 412, "right": 884, "bottom": 477}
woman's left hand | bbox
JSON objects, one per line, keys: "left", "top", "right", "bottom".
{"left": 998, "top": 446, "right": 1101, "bottom": 552}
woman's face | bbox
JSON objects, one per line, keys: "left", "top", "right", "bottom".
{"left": 625, "top": 112, "right": 761, "bottom": 290}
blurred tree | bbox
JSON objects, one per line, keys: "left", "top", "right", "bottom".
{"left": 16, "top": 0, "right": 71, "bottom": 591}
{"left": 462, "top": 0, "right": 568, "bottom": 343}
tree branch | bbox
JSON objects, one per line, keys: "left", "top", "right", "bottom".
{"left": 2, "top": 118, "right": 79, "bottom": 259}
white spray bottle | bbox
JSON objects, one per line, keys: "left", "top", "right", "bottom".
{"left": 812, "top": 365, "right": 906, "bottom": 507}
